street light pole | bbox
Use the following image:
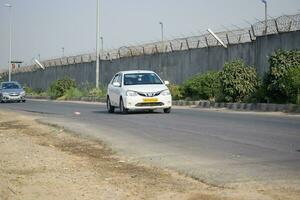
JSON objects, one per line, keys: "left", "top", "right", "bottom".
{"left": 4, "top": 3, "right": 12, "bottom": 82}
{"left": 100, "top": 36, "right": 104, "bottom": 52}
{"left": 159, "top": 22, "right": 164, "bottom": 42}
{"left": 95, "top": 0, "right": 100, "bottom": 88}
{"left": 261, "top": 0, "right": 268, "bottom": 34}
{"left": 62, "top": 47, "right": 64, "bottom": 57}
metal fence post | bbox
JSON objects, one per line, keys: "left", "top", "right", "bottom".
{"left": 205, "top": 37, "right": 209, "bottom": 47}
{"left": 170, "top": 42, "right": 173, "bottom": 52}
{"left": 185, "top": 39, "right": 190, "bottom": 50}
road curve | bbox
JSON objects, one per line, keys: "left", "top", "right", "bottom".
{"left": 1, "top": 99, "right": 300, "bottom": 186}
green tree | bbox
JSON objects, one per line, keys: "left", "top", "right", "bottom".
{"left": 48, "top": 77, "right": 76, "bottom": 99}
{"left": 182, "top": 71, "right": 221, "bottom": 101}
{"left": 220, "top": 59, "right": 258, "bottom": 102}
{"left": 167, "top": 84, "right": 183, "bottom": 100}
{"left": 282, "top": 66, "right": 300, "bottom": 104}
{"left": 265, "top": 49, "right": 300, "bottom": 103}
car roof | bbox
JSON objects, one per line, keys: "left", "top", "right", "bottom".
{"left": 1, "top": 81, "right": 20, "bottom": 84}
{"left": 119, "top": 70, "right": 156, "bottom": 75}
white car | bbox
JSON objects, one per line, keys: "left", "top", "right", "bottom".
{"left": 106, "top": 70, "right": 172, "bottom": 114}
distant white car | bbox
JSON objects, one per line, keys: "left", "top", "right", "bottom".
{"left": 106, "top": 70, "right": 172, "bottom": 114}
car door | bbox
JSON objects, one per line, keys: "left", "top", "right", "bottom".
{"left": 114, "top": 74, "right": 123, "bottom": 106}
{"left": 109, "top": 74, "right": 122, "bottom": 106}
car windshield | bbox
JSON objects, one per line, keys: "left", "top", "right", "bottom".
{"left": 124, "top": 73, "right": 163, "bottom": 85}
{"left": 1, "top": 82, "right": 21, "bottom": 89}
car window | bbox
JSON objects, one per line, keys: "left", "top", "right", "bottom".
{"left": 111, "top": 74, "right": 122, "bottom": 86}
{"left": 124, "top": 73, "right": 163, "bottom": 85}
{"left": 111, "top": 74, "right": 119, "bottom": 84}
{"left": 116, "top": 74, "right": 122, "bottom": 85}
{"left": 1, "top": 82, "right": 21, "bottom": 89}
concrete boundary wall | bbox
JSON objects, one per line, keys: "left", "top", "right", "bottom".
{"left": 8, "top": 30, "right": 300, "bottom": 90}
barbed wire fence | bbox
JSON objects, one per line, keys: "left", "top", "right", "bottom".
{"left": 2, "top": 13, "right": 300, "bottom": 76}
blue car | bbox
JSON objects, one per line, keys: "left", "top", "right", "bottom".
{"left": 0, "top": 81, "right": 26, "bottom": 103}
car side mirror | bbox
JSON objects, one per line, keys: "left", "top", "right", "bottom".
{"left": 112, "top": 82, "right": 121, "bottom": 87}
{"left": 164, "top": 80, "right": 170, "bottom": 85}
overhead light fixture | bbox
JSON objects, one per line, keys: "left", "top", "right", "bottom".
{"left": 207, "top": 28, "right": 227, "bottom": 48}
{"left": 34, "top": 59, "right": 45, "bottom": 70}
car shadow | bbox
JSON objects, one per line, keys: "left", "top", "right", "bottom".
{"left": 92, "top": 110, "right": 164, "bottom": 115}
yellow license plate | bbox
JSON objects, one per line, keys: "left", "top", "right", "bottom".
{"left": 143, "top": 98, "right": 158, "bottom": 102}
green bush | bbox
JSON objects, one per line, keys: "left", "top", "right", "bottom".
{"left": 23, "top": 86, "right": 47, "bottom": 97}
{"left": 88, "top": 87, "right": 106, "bottom": 97}
{"left": 245, "top": 79, "right": 268, "bottom": 103}
{"left": 265, "top": 49, "right": 300, "bottom": 103}
{"left": 24, "top": 86, "right": 35, "bottom": 94}
{"left": 48, "top": 77, "right": 76, "bottom": 99}
{"left": 59, "top": 87, "right": 83, "bottom": 100}
{"left": 281, "top": 66, "right": 300, "bottom": 104}
{"left": 182, "top": 71, "right": 221, "bottom": 101}
{"left": 220, "top": 60, "right": 258, "bottom": 102}
{"left": 78, "top": 81, "right": 94, "bottom": 96}
{"left": 269, "top": 49, "right": 300, "bottom": 70}
{"left": 287, "top": 65, "right": 300, "bottom": 104}
{"left": 0, "top": 75, "right": 4, "bottom": 82}
{"left": 167, "top": 84, "right": 183, "bottom": 100}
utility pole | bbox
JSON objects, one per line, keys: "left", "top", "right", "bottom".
{"left": 4, "top": 3, "right": 12, "bottom": 81}
{"left": 159, "top": 22, "right": 164, "bottom": 42}
{"left": 100, "top": 36, "right": 104, "bottom": 52}
{"left": 62, "top": 47, "right": 65, "bottom": 57}
{"left": 95, "top": 0, "right": 100, "bottom": 88}
{"left": 261, "top": 0, "right": 268, "bottom": 34}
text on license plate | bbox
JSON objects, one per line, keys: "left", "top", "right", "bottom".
{"left": 143, "top": 98, "right": 158, "bottom": 102}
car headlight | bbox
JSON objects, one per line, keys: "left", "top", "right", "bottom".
{"left": 126, "top": 90, "right": 138, "bottom": 96}
{"left": 2, "top": 92, "right": 9, "bottom": 96}
{"left": 20, "top": 91, "right": 26, "bottom": 96}
{"left": 161, "top": 89, "right": 171, "bottom": 96}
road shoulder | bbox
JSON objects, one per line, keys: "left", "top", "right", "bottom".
{"left": 1, "top": 109, "right": 299, "bottom": 200}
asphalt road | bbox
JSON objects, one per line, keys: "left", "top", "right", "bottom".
{"left": 1, "top": 99, "right": 300, "bottom": 186}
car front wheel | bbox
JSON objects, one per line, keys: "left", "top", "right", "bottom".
{"left": 107, "top": 97, "right": 115, "bottom": 113}
{"left": 119, "top": 98, "right": 128, "bottom": 114}
{"left": 163, "top": 107, "right": 171, "bottom": 113}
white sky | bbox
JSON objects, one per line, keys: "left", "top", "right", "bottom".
{"left": 0, "top": 0, "right": 299, "bottom": 70}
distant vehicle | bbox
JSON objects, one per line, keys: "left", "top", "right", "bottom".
{"left": 0, "top": 81, "right": 26, "bottom": 103}
{"left": 107, "top": 70, "right": 172, "bottom": 114}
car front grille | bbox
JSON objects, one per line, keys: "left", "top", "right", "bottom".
{"left": 135, "top": 102, "right": 164, "bottom": 107}
{"left": 9, "top": 93, "right": 19, "bottom": 96}
{"left": 137, "top": 91, "right": 161, "bottom": 97}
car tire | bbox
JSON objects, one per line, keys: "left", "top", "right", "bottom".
{"left": 163, "top": 107, "right": 171, "bottom": 113}
{"left": 22, "top": 100, "right": 26, "bottom": 103}
{"left": 107, "top": 97, "right": 114, "bottom": 113}
{"left": 119, "top": 98, "right": 128, "bottom": 114}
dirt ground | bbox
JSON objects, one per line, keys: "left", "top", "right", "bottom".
{"left": 0, "top": 110, "right": 299, "bottom": 200}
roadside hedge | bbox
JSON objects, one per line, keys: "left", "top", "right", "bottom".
{"left": 265, "top": 49, "right": 300, "bottom": 103}
{"left": 48, "top": 77, "right": 76, "bottom": 99}
{"left": 182, "top": 71, "right": 221, "bottom": 101}
{"left": 219, "top": 60, "right": 258, "bottom": 102}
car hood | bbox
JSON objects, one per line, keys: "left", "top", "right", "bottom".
{"left": 1, "top": 88, "right": 24, "bottom": 93}
{"left": 124, "top": 84, "right": 168, "bottom": 93}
